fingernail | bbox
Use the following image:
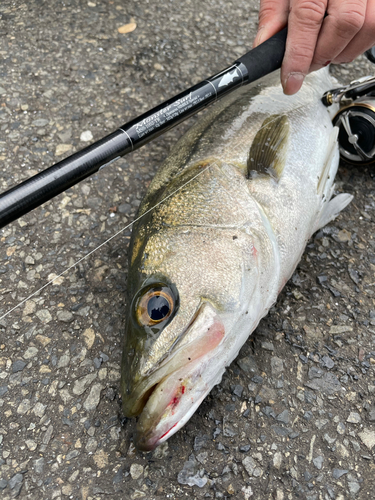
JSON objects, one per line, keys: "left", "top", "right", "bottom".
{"left": 284, "top": 72, "right": 305, "bottom": 95}
{"left": 253, "top": 27, "right": 264, "bottom": 48}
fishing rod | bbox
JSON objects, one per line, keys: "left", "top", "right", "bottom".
{"left": 1, "top": 27, "right": 375, "bottom": 229}
{"left": 0, "top": 28, "right": 288, "bottom": 229}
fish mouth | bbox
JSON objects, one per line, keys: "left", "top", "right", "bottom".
{"left": 135, "top": 357, "right": 211, "bottom": 451}
{"left": 122, "top": 303, "right": 225, "bottom": 451}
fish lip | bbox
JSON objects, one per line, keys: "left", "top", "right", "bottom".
{"left": 134, "top": 386, "right": 180, "bottom": 452}
{"left": 136, "top": 423, "right": 177, "bottom": 452}
{"left": 134, "top": 357, "right": 209, "bottom": 451}
{"left": 127, "top": 368, "right": 184, "bottom": 451}
{"left": 135, "top": 417, "right": 179, "bottom": 452}
{"left": 122, "top": 352, "right": 185, "bottom": 418}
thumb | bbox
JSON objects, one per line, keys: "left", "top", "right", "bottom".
{"left": 253, "top": 0, "right": 290, "bottom": 47}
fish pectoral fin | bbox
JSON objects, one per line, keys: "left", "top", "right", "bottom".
{"left": 314, "top": 126, "right": 353, "bottom": 231}
{"left": 247, "top": 114, "right": 289, "bottom": 181}
{"left": 315, "top": 193, "right": 353, "bottom": 232}
{"left": 317, "top": 126, "right": 339, "bottom": 197}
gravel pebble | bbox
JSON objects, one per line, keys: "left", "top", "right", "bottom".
{"left": 242, "top": 456, "right": 262, "bottom": 477}
{"left": 271, "top": 356, "right": 284, "bottom": 376}
{"left": 57, "top": 353, "right": 71, "bottom": 368}
{"left": 93, "top": 357, "right": 102, "bottom": 369}
{"left": 17, "top": 399, "right": 31, "bottom": 415}
{"left": 42, "top": 425, "right": 54, "bottom": 445}
{"left": 86, "top": 437, "right": 98, "bottom": 453}
{"left": 55, "top": 143, "right": 72, "bottom": 156}
{"left": 8, "top": 473, "right": 23, "bottom": 497}
{"left": 80, "top": 130, "right": 94, "bottom": 142}
{"left": 358, "top": 428, "right": 375, "bottom": 450}
{"left": 276, "top": 410, "right": 289, "bottom": 424}
{"left": 273, "top": 452, "right": 282, "bottom": 469}
{"left": 305, "top": 372, "right": 341, "bottom": 395}
{"left": 261, "top": 341, "right": 274, "bottom": 351}
{"left": 239, "top": 444, "right": 251, "bottom": 452}
{"left": 337, "top": 422, "right": 346, "bottom": 434}
{"left": 83, "top": 384, "right": 103, "bottom": 411}
{"left": 23, "top": 346, "right": 39, "bottom": 359}
{"left": 12, "top": 360, "right": 26, "bottom": 373}
{"left": 237, "top": 355, "right": 258, "bottom": 374}
{"left": 56, "top": 310, "right": 74, "bottom": 322}
{"left": 177, "top": 458, "right": 207, "bottom": 487}
{"left": 34, "top": 457, "right": 45, "bottom": 474}
{"left": 66, "top": 450, "right": 80, "bottom": 460}
{"left": 82, "top": 328, "right": 95, "bottom": 349}
{"left": 329, "top": 325, "right": 353, "bottom": 334}
{"left": 118, "top": 203, "right": 132, "bottom": 214}
{"left": 25, "top": 439, "right": 37, "bottom": 451}
{"left": 347, "top": 412, "right": 361, "bottom": 424}
{"left": 23, "top": 300, "right": 36, "bottom": 316}
{"left": 332, "top": 468, "right": 348, "bottom": 479}
{"left": 321, "top": 355, "right": 335, "bottom": 369}
{"left": 348, "top": 482, "right": 361, "bottom": 495}
{"left": 73, "top": 373, "right": 97, "bottom": 395}
{"left": 194, "top": 435, "right": 209, "bottom": 451}
{"left": 232, "top": 384, "right": 244, "bottom": 397}
{"left": 36, "top": 309, "right": 53, "bottom": 324}
{"left": 312, "top": 456, "right": 324, "bottom": 470}
{"left": 130, "top": 463, "right": 144, "bottom": 480}
{"left": 33, "top": 402, "right": 46, "bottom": 417}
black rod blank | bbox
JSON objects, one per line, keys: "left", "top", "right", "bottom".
{"left": 0, "top": 28, "right": 287, "bottom": 229}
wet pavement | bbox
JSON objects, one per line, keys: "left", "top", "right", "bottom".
{"left": 1, "top": 1, "right": 375, "bottom": 499}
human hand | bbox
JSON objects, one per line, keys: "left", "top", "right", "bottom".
{"left": 254, "top": 0, "right": 375, "bottom": 95}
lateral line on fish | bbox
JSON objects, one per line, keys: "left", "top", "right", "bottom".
{"left": 0, "top": 108, "right": 309, "bottom": 321}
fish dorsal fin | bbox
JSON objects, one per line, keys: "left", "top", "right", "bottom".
{"left": 247, "top": 114, "right": 289, "bottom": 181}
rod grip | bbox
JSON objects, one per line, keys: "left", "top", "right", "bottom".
{"left": 236, "top": 27, "right": 287, "bottom": 82}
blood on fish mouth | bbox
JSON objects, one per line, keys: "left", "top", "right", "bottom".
{"left": 134, "top": 374, "right": 187, "bottom": 450}
{"left": 137, "top": 376, "right": 184, "bottom": 416}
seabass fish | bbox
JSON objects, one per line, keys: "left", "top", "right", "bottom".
{"left": 121, "top": 69, "right": 352, "bottom": 451}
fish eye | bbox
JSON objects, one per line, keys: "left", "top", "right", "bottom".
{"left": 135, "top": 285, "right": 175, "bottom": 326}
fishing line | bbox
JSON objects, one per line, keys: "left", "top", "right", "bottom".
{"left": 0, "top": 159, "right": 214, "bottom": 321}
{"left": 0, "top": 107, "right": 308, "bottom": 321}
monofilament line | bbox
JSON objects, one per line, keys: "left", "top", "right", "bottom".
{"left": 0, "top": 161, "right": 214, "bottom": 321}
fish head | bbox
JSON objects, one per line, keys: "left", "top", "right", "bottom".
{"left": 121, "top": 206, "right": 258, "bottom": 450}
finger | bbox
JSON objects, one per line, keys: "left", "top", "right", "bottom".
{"left": 253, "top": 0, "right": 290, "bottom": 47}
{"left": 331, "top": 0, "right": 375, "bottom": 64}
{"left": 309, "top": 0, "right": 367, "bottom": 71}
{"left": 281, "top": 0, "right": 328, "bottom": 95}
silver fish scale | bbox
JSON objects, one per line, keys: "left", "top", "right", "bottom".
{"left": 140, "top": 164, "right": 277, "bottom": 372}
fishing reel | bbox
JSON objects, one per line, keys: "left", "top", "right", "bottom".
{"left": 322, "top": 72, "right": 375, "bottom": 165}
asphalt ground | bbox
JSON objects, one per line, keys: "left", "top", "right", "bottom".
{"left": 1, "top": 1, "right": 375, "bottom": 499}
